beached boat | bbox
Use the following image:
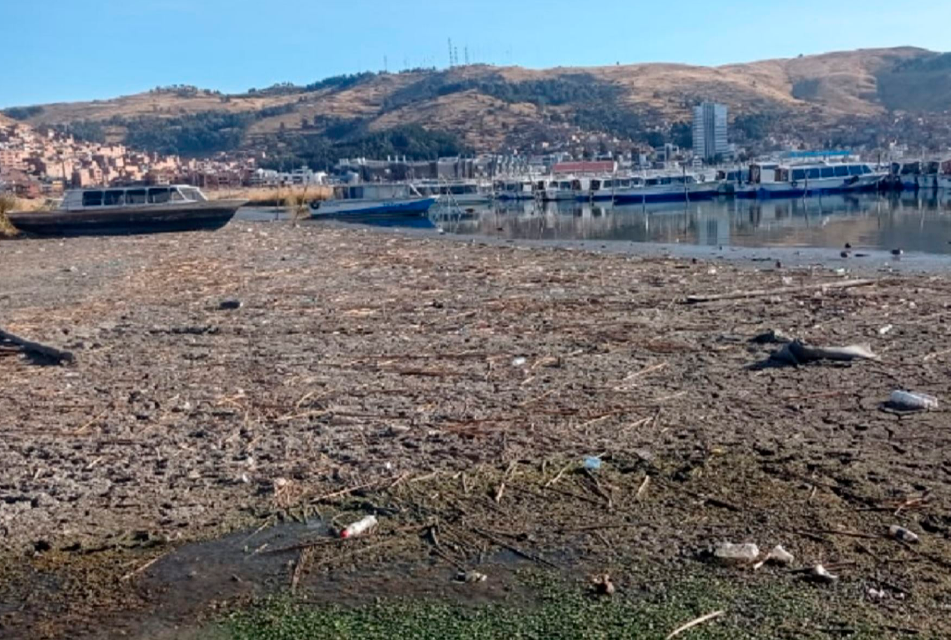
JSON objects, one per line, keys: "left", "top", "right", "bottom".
{"left": 311, "top": 183, "right": 436, "bottom": 218}
{"left": 413, "top": 180, "right": 492, "bottom": 205}
{"left": 6, "top": 185, "right": 244, "bottom": 236}
{"left": 750, "top": 162, "right": 885, "bottom": 197}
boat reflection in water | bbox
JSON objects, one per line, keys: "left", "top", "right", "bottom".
{"left": 437, "top": 193, "right": 951, "bottom": 255}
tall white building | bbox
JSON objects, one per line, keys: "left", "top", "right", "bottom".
{"left": 693, "top": 102, "right": 729, "bottom": 162}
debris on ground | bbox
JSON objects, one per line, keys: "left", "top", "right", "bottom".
{"left": 592, "top": 573, "right": 615, "bottom": 596}
{"left": 340, "top": 515, "right": 378, "bottom": 539}
{"left": 0, "top": 327, "right": 74, "bottom": 365}
{"left": 455, "top": 570, "right": 488, "bottom": 584}
{"left": 770, "top": 339, "right": 879, "bottom": 365}
{"left": 809, "top": 565, "right": 839, "bottom": 584}
{"left": 889, "top": 525, "right": 920, "bottom": 544}
{"left": 713, "top": 542, "right": 760, "bottom": 565}
{"left": 754, "top": 545, "right": 795, "bottom": 570}
{"left": 888, "top": 390, "right": 939, "bottom": 412}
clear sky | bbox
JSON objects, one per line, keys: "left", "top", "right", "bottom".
{"left": 2, "top": 0, "right": 949, "bottom": 108}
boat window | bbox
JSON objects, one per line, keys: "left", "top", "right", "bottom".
{"left": 820, "top": 168, "right": 835, "bottom": 179}
{"left": 179, "top": 187, "right": 202, "bottom": 201}
{"left": 169, "top": 189, "right": 186, "bottom": 202}
{"left": 848, "top": 165, "right": 863, "bottom": 176}
{"left": 126, "top": 189, "right": 147, "bottom": 204}
{"left": 862, "top": 165, "right": 873, "bottom": 175}
{"left": 807, "top": 168, "right": 821, "bottom": 179}
{"left": 82, "top": 191, "right": 103, "bottom": 207}
{"left": 792, "top": 169, "right": 806, "bottom": 181}
{"left": 103, "top": 190, "right": 124, "bottom": 206}
{"left": 148, "top": 188, "right": 171, "bottom": 204}
{"left": 834, "top": 166, "right": 849, "bottom": 177}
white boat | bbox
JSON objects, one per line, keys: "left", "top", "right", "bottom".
{"left": 750, "top": 162, "right": 885, "bottom": 197}
{"left": 893, "top": 160, "right": 944, "bottom": 191}
{"left": 311, "top": 183, "right": 436, "bottom": 218}
{"left": 614, "top": 173, "right": 718, "bottom": 203}
{"left": 537, "top": 177, "right": 587, "bottom": 202}
{"left": 413, "top": 180, "right": 493, "bottom": 205}
{"left": 493, "top": 179, "right": 536, "bottom": 200}
{"left": 586, "top": 177, "right": 636, "bottom": 201}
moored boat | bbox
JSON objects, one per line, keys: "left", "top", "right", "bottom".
{"left": 751, "top": 162, "right": 885, "bottom": 197}
{"left": 413, "top": 180, "right": 492, "bottom": 205}
{"left": 311, "top": 183, "right": 436, "bottom": 218}
{"left": 493, "top": 179, "right": 536, "bottom": 200}
{"left": 6, "top": 185, "right": 244, "bottom": 236}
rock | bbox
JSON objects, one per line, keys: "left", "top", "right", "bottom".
{"left": 219, "top": 298, "right": 243, "bottom": 311}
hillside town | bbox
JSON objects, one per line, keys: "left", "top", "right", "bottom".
{"left": 0, "top": 119, "right": 256, "bottom": 197}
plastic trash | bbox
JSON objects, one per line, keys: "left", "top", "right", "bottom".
{"left": 755, "top": 544, "right": 795, "bottom": 570}
{"left": 511, "top": 357, "right": 527, "bottom": 367}
{"left": 889, "top": 391, "right": 939, "bottom": 412}
{"left": 713, "top": 542, "right": 760, "bottom": 564}
{"left": 456, "top": 570, "right": 487, "bottom": 583}
{"left": 889, "top": 525, "right": 920, "bottom": 544}
{"left": 584, "top": 456, "right": 602, "bottom": 471}
{"left": 341, "top": 515, "right": 378, "bottom": 539}
{"left": 810, "top": 564, "right": 839, "bottom": 583}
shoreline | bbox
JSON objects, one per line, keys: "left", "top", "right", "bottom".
{"left": 2, "top": 221, "right": 950, "bottom": 638}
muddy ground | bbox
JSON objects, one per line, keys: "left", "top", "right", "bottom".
{"left": 1, "top": 222, "right": 950, "bottom": 638}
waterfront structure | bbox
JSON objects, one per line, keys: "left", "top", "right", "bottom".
{"left": 693, "top": 102, "right": 729, "bottom": 163}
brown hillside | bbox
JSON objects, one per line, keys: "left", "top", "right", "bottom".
{"left": 15, "top": 46, "right": 947, "bottom": 154}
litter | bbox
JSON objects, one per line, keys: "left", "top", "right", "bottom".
{"left": 713, "top": 542, "right": 760, "bottom": 564}
{"left": 754, "top": 545, "right": 794, "bottom": 570}
{"left": 771, "top": 340, "right": 879, "bottom": 365}
{"left": 456, "top": 570, "right": 487, "bottom": 583}
{"left": 592, "top": 573, "right": 615, "bottom": 596}
{"left": 889, "top": 525, "right": 920, "bottom": 544}
{"left": 340, "top": 515, "right": 378, "bottom": 539}
{"left": 888, "top": 391, "right": 938, "bottom": 412}
{"left": 511, "top": 357, "right": 527, "bottom": 367}
{"left": 583, "top": 456, "right": 603, "bottom": 471}
{"left": 809, "top": 564, "right": 839, "bottom": 584}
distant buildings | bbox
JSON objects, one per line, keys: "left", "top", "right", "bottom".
{"left": 692, "top": 102, "right": 730, "bottom": 162}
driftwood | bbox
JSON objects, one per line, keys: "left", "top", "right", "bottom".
{"left": 772, "top": 340, "right": 879, "bottom": 365}
{"left": 0, "top": 328, "right": 74, "bottom": 364}
{"left": 685, "top": 279, "right": 876, "bottom": 304}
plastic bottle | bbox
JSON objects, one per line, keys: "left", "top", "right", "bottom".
{"left": 889, "top": 391, "right": 939, "bottom": 411}
{"left": 713, "top": 542, "right": 760, "bottom": 564}
{"left": 341, "top": 515, "right": 378, "bottom": 539}
{"left": 889, "top": 525, "right": 920, "bottom": 544}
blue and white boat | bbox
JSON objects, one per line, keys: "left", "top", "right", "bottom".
{"left": 613, "top": 173, "right": 719, "bottom": 203}
{"left": 494, "top": 178, "right": 537, "bottom": 200}
{"left": 311, "top": 183, "right": 436, "bottom": 218}
{"left": 751, "top": 162, "right": 885, "bottom": 198}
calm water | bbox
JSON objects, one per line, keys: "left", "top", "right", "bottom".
{"left": 432, "top": 193, "right": 951, "bottom": 255}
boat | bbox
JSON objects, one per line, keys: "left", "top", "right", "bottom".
{"left": 716, "top": 168, "right": 760, "bottom": 198}
{"left": 6, "top": 185, "right": 245, "bottom": 236}
{"left": 493, "top": 179, "right": 536, "bottom": 200}
{"left": 892, "top": 160, "right": 942, "bottom": 192}
{"left": 613, "top": 173, "right": 717, "bottom": 203}
{"left": 311, "top": 183, "right": 436, "bottom": 218}
{"left": 537, "top": 177, "right": 587, "bottom": 202}
{"left": 750, "top": 162, "right": 885, "bottom": 198}
{"left": 586, "top": 177, "right": 636, "bottom": 201}
{"left": 413, "top": 180, "right": 493, "bottom": 205}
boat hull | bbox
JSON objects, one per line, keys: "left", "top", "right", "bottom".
{"left": 754, "top": 174, "right": 884, "bottom": 198}
{"left": 311, "top": 197, "right": 436, "bottom": 218}
{"left": 7, "top": 201, "right": 245, "bottom": 237}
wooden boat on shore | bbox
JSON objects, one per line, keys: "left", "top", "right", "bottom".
{"left": 7, "top": 185, "right": 245, "bottom": 236}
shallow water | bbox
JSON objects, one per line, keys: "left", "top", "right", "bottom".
{"left": 432, "top": 193, "right": 951, "bottom": 255}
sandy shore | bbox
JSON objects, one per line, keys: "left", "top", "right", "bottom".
{"left": 1, "top": 222, "right": 950, "bottom": 638}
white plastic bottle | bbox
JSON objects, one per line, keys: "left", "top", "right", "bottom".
{"left": 341, "top": 515, "right": 378, "bottom": 539}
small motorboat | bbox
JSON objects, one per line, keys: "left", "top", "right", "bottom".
{"left": 7, "top": 185, "right": 245, "bottom": 236}
{"left": 311, "top": 183, "right": 436, "bottom": 218}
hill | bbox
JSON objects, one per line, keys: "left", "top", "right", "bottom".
{"left": 6, "top": 47, "right": 950, "bottom": 167}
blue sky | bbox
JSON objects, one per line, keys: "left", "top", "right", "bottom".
{"left": 2, "top": 0, "right": 949, "bottom": 107}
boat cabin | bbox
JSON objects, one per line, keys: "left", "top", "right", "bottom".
{"left": 63, "top": 185, "right": 207, "bottom": 211}
{"left": 331, "top": 183, "right": 416, "bottom": 201}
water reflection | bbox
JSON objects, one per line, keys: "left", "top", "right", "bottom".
{"left": 434, "top": 194, "right": 951, "bottom": 255}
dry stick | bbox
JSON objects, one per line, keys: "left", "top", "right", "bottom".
{"left": 636, "top": 475, "right": 651, "bottom": 500}
{"left": 545, "top": 462, "right": 575, "bottom": 488}
{"left": 0, "top": 328, "right": 74, "bottom": 364}
{"left": 310, "top": 480, "right": 379, "bottom": 503}
{"left": 290, "top": 547, "right": 312, "bottom": 593}
{"left": 470, "top": 526, "right": 560, "bottom": 570}
{"left": 120, "top": 552, "right": 168, "bottom": 582}
{"left": 684, "top": 278, "right": 877, "bottom": 304}
{"left": 794, "top": 528, "right": 884, "bottom": 541}
{"left": 666, "top": 610, "right": 726, "bottom": 640}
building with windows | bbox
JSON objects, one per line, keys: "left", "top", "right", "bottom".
{"left": 692, "top": 102, "right": 730, "bottom": 162}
